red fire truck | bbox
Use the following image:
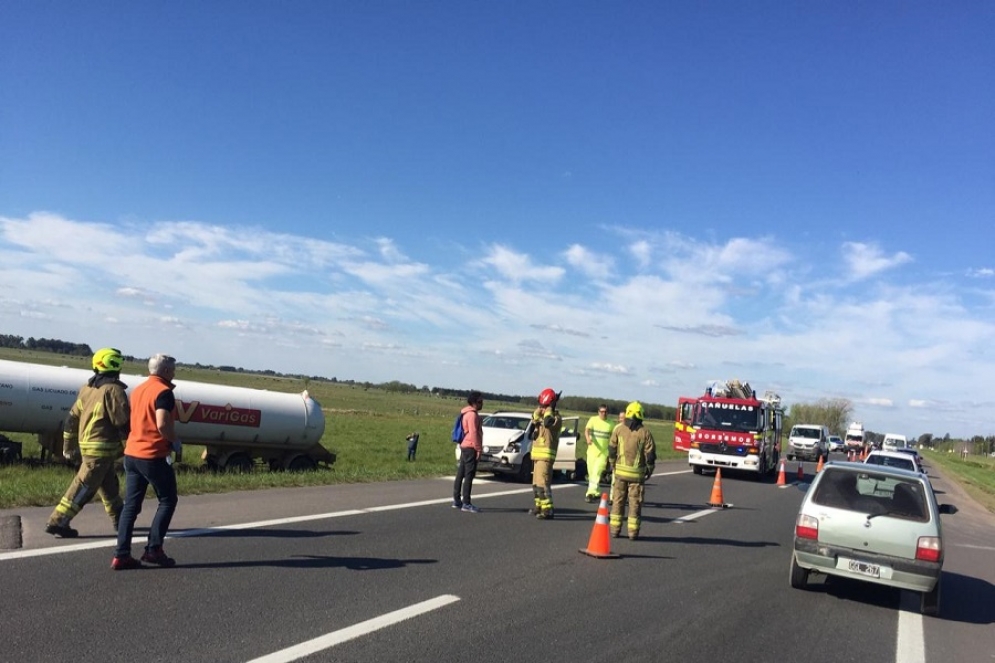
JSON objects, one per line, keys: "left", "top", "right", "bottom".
{"left": 681, "top": 380, "right": 784, "bottom": 479}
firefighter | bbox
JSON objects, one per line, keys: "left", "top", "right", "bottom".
{"left": 530, "top": 387, "right": 562, "bottom": 520}
{"left": 608, "top": 401, "right": 656, "bottom": 540}
{"left": 583, "top": 404, "right": 613, "bottom": 502}
{"left": 45, "top": 348, "right": 130, "bottom": 538}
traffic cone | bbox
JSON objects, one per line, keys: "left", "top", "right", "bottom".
{"left": 797, "top": 462, "right": 804, "bottom": 481}
{"left": 776, "top": 458, "right": 787, "bottom": 488}
{"left": 816, "top": 454, "right": 825, "bottom": 474}
{"left": 707, "top": 468, "right": 728, "bottom": 508}
{"left": 579, "top": 493, "right": 619, "bottom": 559}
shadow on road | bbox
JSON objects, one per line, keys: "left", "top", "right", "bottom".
{"left": 176, "top": 554, "right": 438, "bottom": 571}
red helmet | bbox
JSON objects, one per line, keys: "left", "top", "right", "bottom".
{"left": 538, "top": 388, "right": 557, "bottom": 406}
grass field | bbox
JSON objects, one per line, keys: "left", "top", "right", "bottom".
{"left": 0, "top": 349, "right": 683, "bottom": 508}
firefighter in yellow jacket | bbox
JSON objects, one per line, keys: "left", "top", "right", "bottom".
{"left": 45, "top": 348, "right": 131, "bottom": 538}
{"left": 530, "top": 387, "right": 562, "bottom": 520}
{"left": 608, "top": 401, "right": 656, "bottom": 540}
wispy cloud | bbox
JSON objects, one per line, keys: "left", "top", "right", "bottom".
{"left": 842, "top": 242, "right": 913, "bottom": 281}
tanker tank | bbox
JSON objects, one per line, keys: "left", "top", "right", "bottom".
{"left": 0, "top": 358, "right": 333, "bottom": 472}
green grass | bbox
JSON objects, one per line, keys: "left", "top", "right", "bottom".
{"left": 920, "top": 449, "right": 995, "bottom": 513}
{"left": 0, "top": 350, "right": 684, "bottom": 508}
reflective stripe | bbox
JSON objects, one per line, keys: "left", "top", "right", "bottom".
{"left": 614, "top": 462, "right": 644, "bottom": 481}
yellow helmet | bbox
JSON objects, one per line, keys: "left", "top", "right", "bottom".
{"left": 625, "top": 401, "right": 645, "bottom": 421}
{"left": 92, "top": 347, "right": 124, "bottom": 374}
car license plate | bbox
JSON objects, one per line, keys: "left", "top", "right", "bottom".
{"left": 847, "top": 559, "right": 880, "bottom": 578}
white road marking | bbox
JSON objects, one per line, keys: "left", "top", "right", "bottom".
{"left": 896, "top": 592, "right": 926, "bottom": 663}
{"left": 672, "top": 508, "right": 725, "bottom": 523}
{"left": 244, "top": 594, "right": 461, "bottom": 663}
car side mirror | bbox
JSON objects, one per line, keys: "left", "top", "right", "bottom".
{"left": 938, "top": 504, "right": 958, "bottom": 515}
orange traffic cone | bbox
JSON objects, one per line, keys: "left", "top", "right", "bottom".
{"left": 579, "top": 493, "right": 619, "bottom": 559}
{"left": 797, "top": 462, "right": 804, "bottom": 481}
{"left": 707, "top": 468, "right": 728, "bottom": 508}
{"left": 776, "top": 458, "right": 787, "bottom": 488}
{"left": 816, "top": 454, "right": 825, "bottom": 474}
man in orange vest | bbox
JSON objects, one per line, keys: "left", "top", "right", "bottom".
{"left": 111, "top": 353, "right": 182, "bottom": 570}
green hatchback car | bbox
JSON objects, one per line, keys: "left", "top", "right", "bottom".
{"left": 790, "top": 461, "right": 957, "bottom": 615}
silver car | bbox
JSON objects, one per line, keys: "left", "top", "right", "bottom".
{"left": 790, "top": 461, "right": 956, "bottom": 615}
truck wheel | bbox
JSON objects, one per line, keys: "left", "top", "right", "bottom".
{"left": 789, "top": 554, "right": 809, "bottom": 589}
{"left": 224, "top": 453, "right": 254, "bottom": 474}
{"left": 692, "top": 465, "right": 703, "bottom": 475}
{"left": 286, "top": 455, "right": 317, "bottom": 472}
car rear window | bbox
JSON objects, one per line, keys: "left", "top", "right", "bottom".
{"left": 813, "top": 470, "right": 928, "bottom": 522}
{"left": 865, "top": 455, "right": 915, "bottom": 472}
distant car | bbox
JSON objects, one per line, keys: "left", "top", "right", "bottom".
{"left": 828, "top": 435, "right": 844, "bottom": 453}
{"left": 882, "top": 433, "right": 909, "bottom": 452}
{"left": 459, "top": 411, "right": 581, "bottom": 482}
{"left": 864, "top": 450, "right": 931, "bottom": 490}
{"left": 790, "top": 461, "right": 957, "bottom": 615}
{"left": 787, "top": 424, "right": 830, "bottom": 462}
{"left": 893, "top": 447, "right": 925, "bottom": 472}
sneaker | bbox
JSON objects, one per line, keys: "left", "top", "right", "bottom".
{"left": 451, "top": 501, "right": 462, "bottom": 509}
{"left": 140, "top": 547, "right": 176, "bottom": 567}
{"left": 45, "top": 523, "right": 79, "bottom": 538}
{"left": 584, "top": 495, "right": 597, "bottom": 503}
{"left": 111, "top": 555, "right": 143, "bottom": 570}
{"left": 460, "top": 504, "right": 481, "bottom": 513}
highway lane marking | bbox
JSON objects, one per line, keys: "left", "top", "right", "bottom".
{"left": 244, "top": 594, "right": 461, "bottom": 663}
{"left": 896, "top": 592, "right": 926, "bottom": 663}
{"left": 0, "top": 469, "right": 691, "bottom": 562}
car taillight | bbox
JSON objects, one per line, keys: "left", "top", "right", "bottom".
{"left": 916, "top": 536, "right": 942, "bottom": 562}
{"left": 795, "top": 514, "right": 818, "bottom": 540}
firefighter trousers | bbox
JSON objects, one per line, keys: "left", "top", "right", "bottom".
{"left": 609, "top": 477, "right": 645, "bottom": 538}
{"left": 532, "top": 458, "right": 554, "bottom": 517}
{"left": 48, "top": 455, "right": 123, "bottom": 527}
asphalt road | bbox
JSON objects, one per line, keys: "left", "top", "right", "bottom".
{"left": 1, "top": 456, "right": 993, "bottom": 663}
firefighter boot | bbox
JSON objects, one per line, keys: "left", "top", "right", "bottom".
{"left": 45, "top": 516, "right": 79, "bottom": 539}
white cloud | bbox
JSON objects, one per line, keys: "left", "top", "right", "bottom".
{"left": 564, "top": 244, "right": 613, "bottom": 280}
{"left": 842, "top": 242, "right": 913, "bottom": 281}
{"left": 481, "top": 245, "right": 564, "bottom": 283}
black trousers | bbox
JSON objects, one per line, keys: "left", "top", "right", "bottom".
{"left": 453, "top": 447, "right": 478, "bottom": 505}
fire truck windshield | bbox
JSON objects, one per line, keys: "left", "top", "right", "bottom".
{"left": 693, "top": 404, "right": 760, "bottom": 433}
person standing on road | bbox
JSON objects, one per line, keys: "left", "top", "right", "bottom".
{"left": 583, "top": 404, "right": 613, "bottom": 503}
{"left": 530, "top": 388, "right": 562, "bottom": 520}
{"left": 453, "top": 391, "right": 484, "bottom": 513}
{"left": 45, "top": 348, "right": 131, "bottom": 538}
{"left": 608, "top": 401, "right": 656, "bottom": 540}
{"left": 112, "top": 353, "right": 182, "bottom": 570}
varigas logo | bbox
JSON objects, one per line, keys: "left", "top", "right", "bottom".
{"left": 175, "top": 400, "right": 262, "bottom": 428}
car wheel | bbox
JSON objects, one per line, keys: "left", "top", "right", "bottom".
{"left": 516, "top": 454, "right": 533, "bottom": 483}
{"left": 692, "top": 464, "right": 703, "bottom": 475}
{"left": 920, "top": 578, "right": 941, "bottom": 616}
{"left": 789, "top": 554, "right": 809, "bottom": 589}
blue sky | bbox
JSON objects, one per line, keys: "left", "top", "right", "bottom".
{"left": 1, "top": 2, "right": 993, "bottom": 438}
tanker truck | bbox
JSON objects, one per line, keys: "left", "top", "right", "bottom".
{"left": 0, "top": 359, "right": 334, "bottom": 472}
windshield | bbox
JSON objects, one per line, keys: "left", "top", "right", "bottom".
{"left": 693, "top": 403, "right": 760, "bottom": 432}
{"left": 482, "top": 415, "right": 530, "bottom": 431}
{"left": 791, "top": 427, "right": 821, "bottom": 439}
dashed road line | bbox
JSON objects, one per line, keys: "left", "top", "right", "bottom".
{"left": 245, "top": 594, "right": 461, "bottom": 663}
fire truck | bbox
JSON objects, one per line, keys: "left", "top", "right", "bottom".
{"left": 683, "top": 379, "right": 784, "bottom": 479}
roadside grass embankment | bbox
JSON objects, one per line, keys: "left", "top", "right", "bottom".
{"left": 921, "top": 449, "right": 995, "bottom": 514}
{"left": 0, "top": 352, "right": 683, "bottom": 508}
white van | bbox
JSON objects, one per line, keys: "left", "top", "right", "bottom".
{"left": 882, "top": 433, "right": 908, "bottom": 452}
{"left": 787, "top": 424, "right": 830, "bottom": 462}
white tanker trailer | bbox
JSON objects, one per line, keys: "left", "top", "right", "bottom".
{"left": 0, "top": 359, "right": 334, "bottom": 472}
